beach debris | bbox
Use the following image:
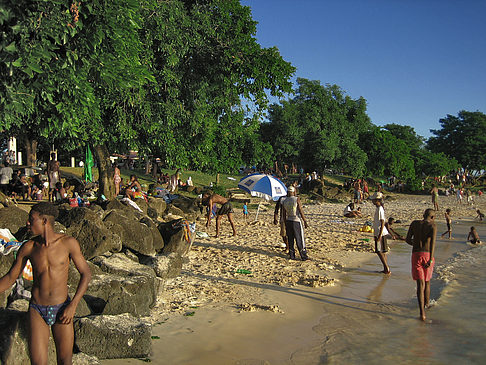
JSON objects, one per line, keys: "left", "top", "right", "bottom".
{"left": 237, "top": 303, "right": 284, "bottom": 313}
{"left": 297, "top": 275, "right": 334, "bottom": 288}
{"left": 235, "top": 269, "right": 252, "bottom": 274}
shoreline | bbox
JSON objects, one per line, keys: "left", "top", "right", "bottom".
{"left": 98, "top": 194, "right": 485, "bottom": 364}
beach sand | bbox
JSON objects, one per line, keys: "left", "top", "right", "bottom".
{"left": 101, "top": 193, "right": 485, "bottom": 364}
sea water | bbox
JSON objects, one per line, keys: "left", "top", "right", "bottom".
{"left": 295, "top": 220, "right": 486, "bottom": 365}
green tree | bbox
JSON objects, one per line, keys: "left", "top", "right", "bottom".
{"left": 359, "top": 126, "right": 415, "bottom": 179}
{"left": 263, "top": 78, "right": 371, "bottom": 175}
{"left": 427, "top": 111, "right": 486, "bottom": 172}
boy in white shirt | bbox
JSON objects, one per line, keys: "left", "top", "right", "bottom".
{"left": 371, "top": 192, "right": 391, "bottom": 274}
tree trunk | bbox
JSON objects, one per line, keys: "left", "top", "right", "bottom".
{"left": 20, "top": 136, "right": 38, "bottom": 166}
{"left": 92, "top": 144, "right": 115, "bottom": 200}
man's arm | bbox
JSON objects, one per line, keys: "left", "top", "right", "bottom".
{"left": 405, "top": 222, "right": 415, "bottom": 246}
{"left": 297, "top": 197, "right": 308, "bottom": 228}
{"left": 0, "top": 243, "right": 30, "bottom": 293}
{"left": 58, "top": 237, "right": 91, "bottom": 324}
{"left": 426, "top": 224, "right": 437, "bottom": 267}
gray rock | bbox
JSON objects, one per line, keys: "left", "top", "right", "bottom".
{"left": 158, "top": 219, "right": 193, "bottom": 256}
{"left": 147, "top": 197, "right": 167, "bottom": 218}
{"left": 74, "top": 314, "right": 151, "bottom": 359}
{"left": 140, "top": 253, "right": 183, "bottom": 279}
{"left": 73, "top": 352, "right": 101, "bottom": 365}
{"left": 0, "top": 254, "right": 15, "bottom": 307}
{"left": 103, "top": 211, "right": 155, "bottom": 256}
{"left": 0, "top": 206, "right": 29, "bottom": 237}
{"left": 90, "top": 253, "right": 156, "bottom": 278}
{"left": 0, "top": 308, "right": 57, "bottom": 364}
{"left": 84, "top": 274, "right": 157, "bottom": 316}
{"left": 0, "top": 191, "right": 14, "bottom": 207}
{"left": 7, "top": 299, "right": 29, "bottom": 312}
{"left": 57, "top": 206, "right": 100, "bottom": 228}
{"left": 66, "top": 219, "right": 122, "bottom": 260}
{"left": 139, "top": 217, "right": 164, "bottom": 252}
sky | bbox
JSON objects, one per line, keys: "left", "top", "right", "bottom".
{"left": 241, "top": 0, "right": 486, "bottom": 139}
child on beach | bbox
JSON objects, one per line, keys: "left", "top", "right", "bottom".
{"left": 385, "top": 217, "right": 405, "bottom": 240}
{"left": 467, "top": 227, "right": 481, "bottom": 244}
{"left": 371, "top": 192, "right": 391, "bottom": 274}
{"left": 476, "top": 209, "right": 484, "bottom": 221}
{"left": 0, "top": 202, "right": 91, "bottom": 364}
{"left": 242, "top": 202, "right": 249, "bottom": 223}
{"left": 440, "top": 208, "right": 453, "bottom": 239}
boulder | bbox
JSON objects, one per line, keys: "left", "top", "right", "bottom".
{"left": 0, "top": 308, "right": 57, "bottom": 364}
{"left": 0, "top": 191, "right": 14, "bottom": 208}
{"left": 164, "top": 205, "right": 185, "bottom": 219}
{"left": 72, "top": 352, "right": 101, "bottom": 365}
{"left": 0, "top": 206, "right": 29, "bottom": 237}
{"left": 74, "top": 314, "right": 151, "bottom": 359}
{"left": 57, "top": 206, "right": 100, "bottom": 228}
{"left": 90, "top": 253, "right": 156, "bottom": 279}
{"left": 0, "top": 254, "right": 15, "bottom": 307}
{"left": 84, "top": 273, "right": 157, "bottom": 316}
{"left": 158, "top": 219, "right": 193, "bottom": 256}
{"left": 148, "top": 197, "right": 167, "bottom": 217}
{"left": 103, "top": 211, "right": 155, "bottom": 256}
{"left": 66, "top": 219, "right": 122, "bottom": 260}
{"left": 139, "top": 217, "right": 164, "bottom": 252}
{"left": 139, "top": 252, "right": 183, "bottom": 279}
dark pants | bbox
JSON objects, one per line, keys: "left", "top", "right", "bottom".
{"left": 285, "top": 220, "right": 308, "bottom": 260}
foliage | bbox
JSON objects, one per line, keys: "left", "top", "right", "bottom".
{"left": 0, "top": 0, "right": 295, "bottom": 178}
{"left": 262, "top": 78, "right": 371, "bottom": 175}
{"left": 427, "top": 111, "right": 486, "bottom": 172}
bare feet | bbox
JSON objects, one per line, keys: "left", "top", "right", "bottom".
{"left": 379, "top": 270, "right": 391, "bottom": 275}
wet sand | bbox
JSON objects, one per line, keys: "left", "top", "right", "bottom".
{"left": 100, "top": 194, "right": 485, "bottom": 364}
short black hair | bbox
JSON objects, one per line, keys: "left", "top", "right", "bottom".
{"left": 30, "top": 202, "right": 59, "bottom": 220}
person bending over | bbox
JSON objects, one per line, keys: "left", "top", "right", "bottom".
{"left": 202, "top": 192, "right": 236, "bottom": 237}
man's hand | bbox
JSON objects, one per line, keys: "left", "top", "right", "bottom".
{"left": 304, "top": 221, "right": 309, "bottom": 229}
{"left": 58, "top": 302, "right": 76, "bottom": 324}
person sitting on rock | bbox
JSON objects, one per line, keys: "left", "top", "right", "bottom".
{"left": 125, "top": 174, "right": 142, "bottom": 200}
{"left": 202, "top": 192, "right": 236, "bottom": 237}
{"left": 0, "top": 202, "right": 91, "bottom": 364}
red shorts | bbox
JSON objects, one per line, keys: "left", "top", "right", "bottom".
{"left": 411, "top": 252, "right": 434, "bottom": 281}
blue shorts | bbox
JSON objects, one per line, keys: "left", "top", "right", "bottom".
{"left": 29, "top": 297, "right": 71, "bottom": 326}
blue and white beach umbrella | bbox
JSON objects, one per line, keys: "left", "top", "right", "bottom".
{"left": 238, "top": 173, "right": 287, "bottom": 201}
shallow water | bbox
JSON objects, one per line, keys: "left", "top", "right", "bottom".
{"left": 298, "top": 220, "right": 486, "bottom": 365}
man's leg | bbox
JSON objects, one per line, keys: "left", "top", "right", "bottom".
{"left": 52, "top": 322, "right": 74, "bottom": 365}
{"left": 285, "top": 221, "right": 296, "bottom": 259}
{"left": 424, "top": 280, "right": 431, "bottom": 309}
{"left": 376, "top": 252, "right": 390, "bottom": 274}
{"left": 215, "top": 215, "right": 222, "bottom": 237}
{"left": 294, "top": 221, "right": 308, "bottom": 260}
{"left": 416, "top": 279, "right": 426, "bottom": 321}
{"left": 28, "top": 307, "right": 50, "bottom": 365}
{"left": 227, "top": 213, "right": 237, "bottom": 236}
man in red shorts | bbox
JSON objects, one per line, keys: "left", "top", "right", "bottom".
{"left": 405, "top": 208, "right": 436, "bottom": 321}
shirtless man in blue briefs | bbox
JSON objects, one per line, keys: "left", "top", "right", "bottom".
{"left": 0, "top": 202, "right": 91, "bottom": 364}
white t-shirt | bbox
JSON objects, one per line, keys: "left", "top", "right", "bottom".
{"left": 0, "top": 166, "right": 13, "bottom": 185}
{"left": 343, "top": 205, "right": 352, "bottom": 216}
{"left": 373, "top": 205, "right": 389, "bottom": 237}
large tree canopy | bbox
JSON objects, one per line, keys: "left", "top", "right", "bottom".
{"left": 0, "top": 0, "right": 295, "bottom": 196}
{"left": 262, "top": 78, "right": 371, "bottom": 176}
{"left": 427, "top": 111, "right": 486, "bottom": 172}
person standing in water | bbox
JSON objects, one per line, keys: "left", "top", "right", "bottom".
{"left": 406, "top": 208, "right": 437, "bottom": 322}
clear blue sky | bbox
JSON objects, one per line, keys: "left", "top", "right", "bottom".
{"left": 241, "top": 0, "right": 486, "bottom": 138}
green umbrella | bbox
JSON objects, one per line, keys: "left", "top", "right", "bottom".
{"left": 84, "top": 146, "right": 94, "bottom": 182}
